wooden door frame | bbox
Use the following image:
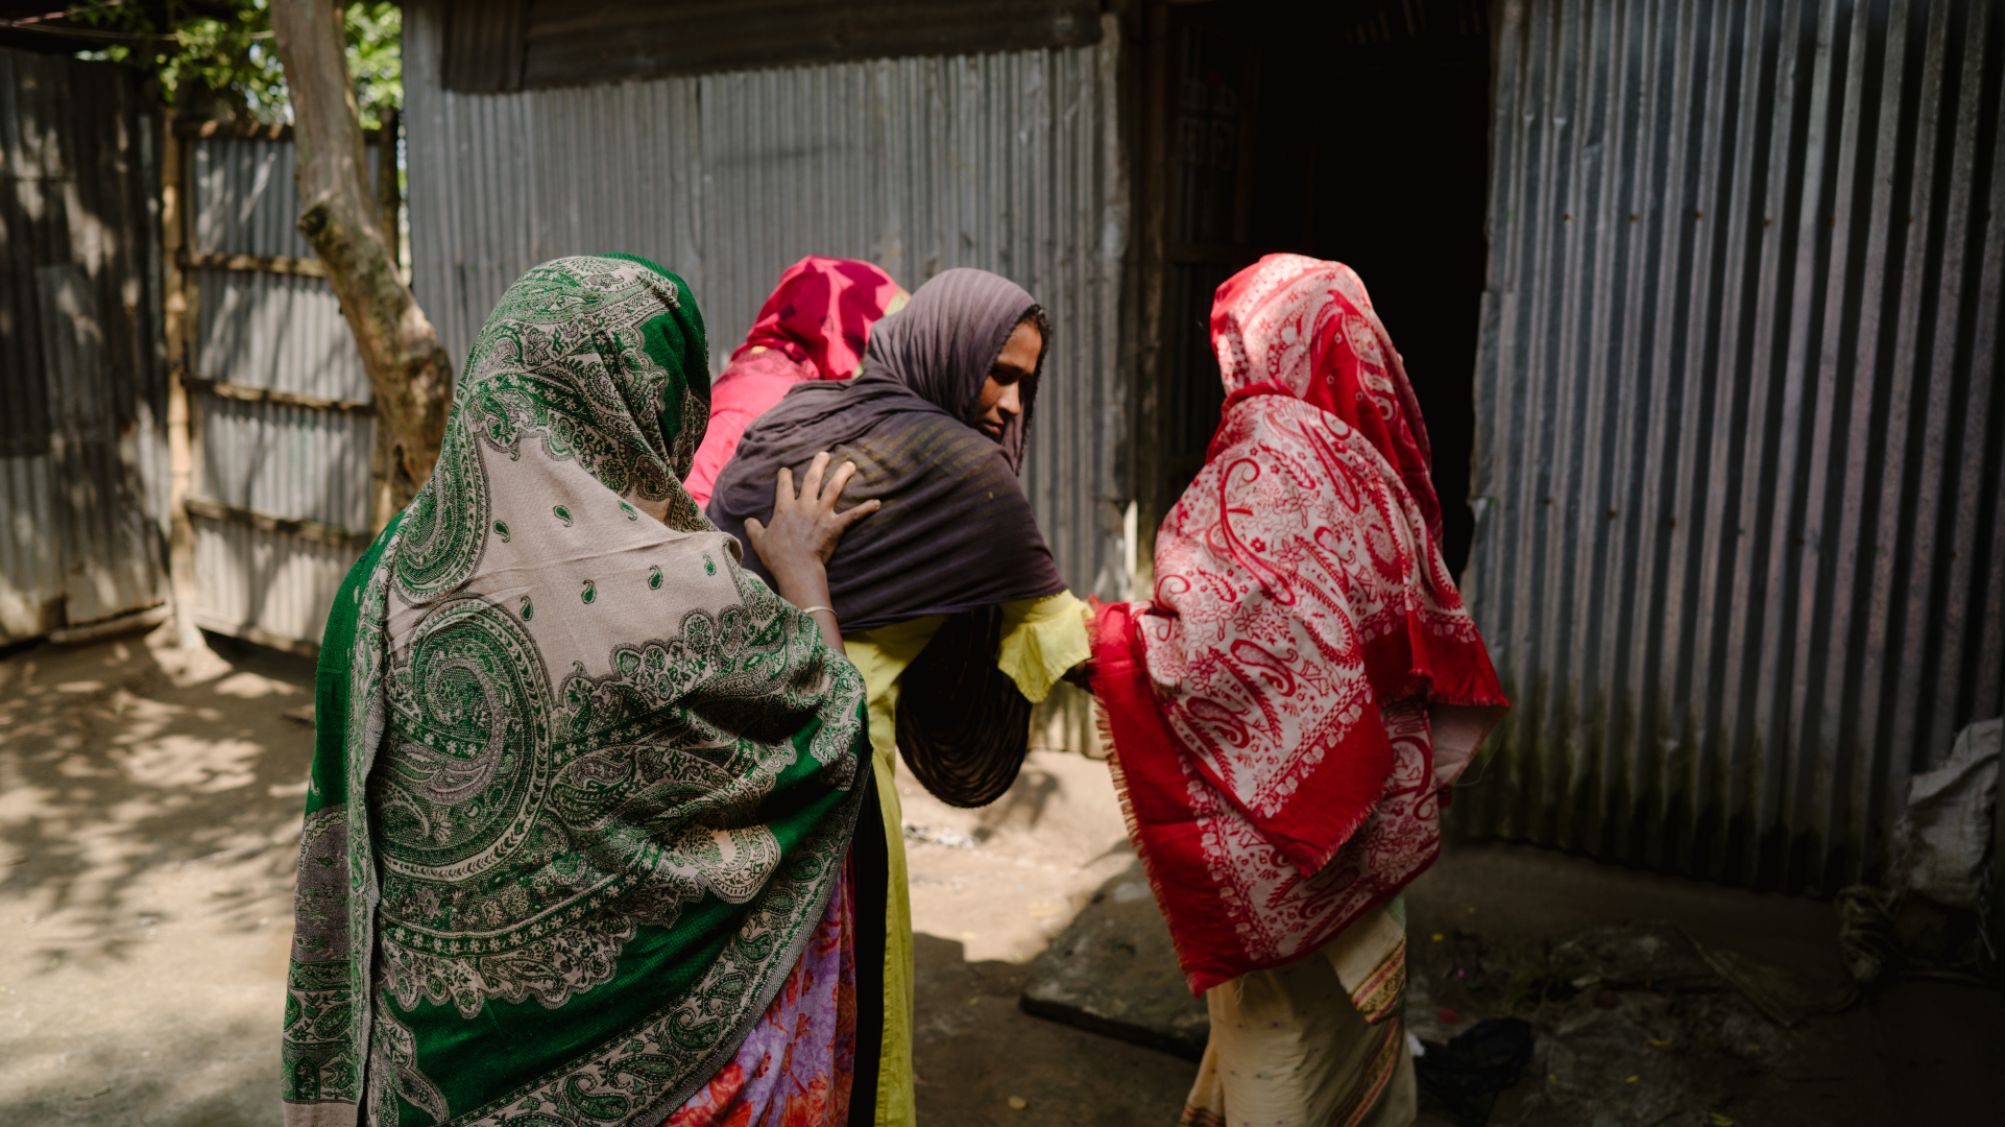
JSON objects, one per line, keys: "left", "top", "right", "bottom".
{"left": 1125, "top": 0, "right": 1262, "bottom": 592}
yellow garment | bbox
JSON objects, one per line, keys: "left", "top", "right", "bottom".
{"left": 844, "top": 591, "right": 1091, "bottom": 1127}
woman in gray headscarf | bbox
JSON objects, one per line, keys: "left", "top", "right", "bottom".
{"left": 707, "top": 268, "right": 1095, "bottom": 1127}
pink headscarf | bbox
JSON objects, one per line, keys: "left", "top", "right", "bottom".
{"left": 1093, "top": 254, "right": 1507, "bottom": 994}
{"left": 685, "top": 257, "right": 905, "bottom": 505}
{"left": 733, "top": 256, "right": 905, "bottom": 380}
{"left": 1210, "top": 254, "right": 1444, "bottom": 544}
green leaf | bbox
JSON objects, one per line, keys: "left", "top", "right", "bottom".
{"left": 64, "top": 1, "right": 401, "bottom": 125}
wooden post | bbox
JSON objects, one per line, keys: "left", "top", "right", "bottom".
{"left": 159, "top": 108, "right": 203, "bottom": 650}
{"left": 1992, "top": 729, "right": 2005, "bottom": 962}
{"left": 1131, "top": 0, "right": 1171, "bottom": 595}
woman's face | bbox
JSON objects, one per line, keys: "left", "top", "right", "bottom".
{"left": 971, "top": 320, "right": 1042, "bottom": 442}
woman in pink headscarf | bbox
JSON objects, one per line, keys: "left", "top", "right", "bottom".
{"left": 684, "top": 256, "right": 907, "bottom": 505}
{"left": 1091, "top": 254, "right": 1509, "bottom": 1125}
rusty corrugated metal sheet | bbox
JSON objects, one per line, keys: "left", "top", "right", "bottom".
{"left": 0, "top": 48, "right": 168, "bottom": 642}
{"left": 404, "top": 1, "right": 1130, "bottom": 597}
{"left": 184, "top": 132, "right": 376, "bottom": 649}
{"left": 1458, "top": 0, "right": 2005, "bottom": 891}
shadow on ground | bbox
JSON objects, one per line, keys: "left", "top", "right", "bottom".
{"left": 898, "top": 748, "right": 1201, "bottom": 1123}
{"left": 0, "top": 1016, "right": 281, "bottom": 1127}
{"left": 912, "top": 931, "right": 1194, "bottom": 1126}
{"left": 1402, "top": 844, "right": 2005, "bottom": 1126}
{"left": 0, "top": 629, "right": 313, "bottom": 1125}
{"left": 0, "top": 631, "right": 313, "bottom": 959}
{"left": 1012, "top": 838, "right": 2005, "bottom": 1126}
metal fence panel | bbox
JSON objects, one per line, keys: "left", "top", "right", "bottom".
{"left": 182, "top": 131, "right": 378, "bottom": 649}
{"left": 195, "top": 395, "right": 373, "bottom": 530}
{"left": 1459, "top": 0, "right": 2005, "bottom": 891}
{"left": 189, "top": 135, "right": 379, "bottom": 259}
{"left": 0, "top": 49, "right": 167, "bottom": 642}
{"left": 194, "top": 272, "right": 371, "bottom": 402}
{"left": 189, "top": 512, "right": 361, "bottom": 651}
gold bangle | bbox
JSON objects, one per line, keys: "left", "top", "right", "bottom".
{"left": 800, "top": 605, "right": 838, "bottom": 620}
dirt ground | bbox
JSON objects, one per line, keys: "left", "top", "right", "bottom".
{"left": 2, "top": 628, "right": 2000, "bottom": 1125}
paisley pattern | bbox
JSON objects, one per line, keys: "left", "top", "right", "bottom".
{"left": 1093, "top": 256, "right": 1507, "bottom": 994}
{"left": 1174, "top": 699, "right": 1439, "bottom": 966}
{"left": 1142, "top": 395, "right": 1482, "bottom": 853}
{"left": 1211, "top": 254, "right": 1450, "bottom": 556}
{"left": 282, "top": 257, "right": 869, "bottom": 1127}
{"left": 283, "top": 805, "right": 356, "bottom": 1108}
{"left": 393, "top": 258, "right": 705, "bottom": 604}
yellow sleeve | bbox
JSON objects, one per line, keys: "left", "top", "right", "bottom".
{"left": 996, "top": 590, "right": 1092, "bottom": 705}
{"left": 840, "top": 619, "right": 941, "bottom": 1127}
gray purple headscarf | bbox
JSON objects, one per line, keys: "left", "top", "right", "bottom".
{"left": 706, "top": 268, "right": 1066, "bottom": 805}
{"left": 706, "top": 267, "right": 1064, "bottom": 630}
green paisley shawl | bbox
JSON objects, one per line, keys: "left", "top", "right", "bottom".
{"left": 282, "top": 255, "right": 870, "bottom": 1127}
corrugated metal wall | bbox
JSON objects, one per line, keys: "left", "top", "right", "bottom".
{"left": 402, "top": 0, "right": 1131, "bottom": 598}
{"left": 1459, "top": 0, "right": 2005, "bottom": 891}
{"left": 182, "top": 132, "right": 377, "bottom": 649}
{"left": 0, "top": 49, "right": 168, "bottom": 642}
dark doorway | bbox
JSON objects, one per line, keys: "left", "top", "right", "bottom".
{"left": 1138, "top": 0, "right": 1493, "bottom": 574}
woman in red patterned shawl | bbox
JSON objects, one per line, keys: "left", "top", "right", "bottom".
{"left": 1090, "top": 254, "right": 1508, "bottom": 1126}
{"left": 684, "top": 257, "right": 907, "bottom": 505}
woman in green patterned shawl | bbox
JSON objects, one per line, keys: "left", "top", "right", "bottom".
{"left": 282, "top": 255, "right": 879, "bottom": 1127}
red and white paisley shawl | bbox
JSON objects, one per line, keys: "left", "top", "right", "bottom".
{"left": 1095, "top": 255, "right": 1508, "bottom": 994}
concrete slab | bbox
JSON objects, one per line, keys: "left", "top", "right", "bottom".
{"left": 1020, "top": 865, "right": 1209, "bottom": 1060}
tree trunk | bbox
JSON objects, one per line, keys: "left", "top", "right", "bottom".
{"left": 270, "top": 0, "right": 450, "bottom": 528}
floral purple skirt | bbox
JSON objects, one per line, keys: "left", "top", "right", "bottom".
{"left": 663, "top": 862, "right": 857, "bottom": 1127}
